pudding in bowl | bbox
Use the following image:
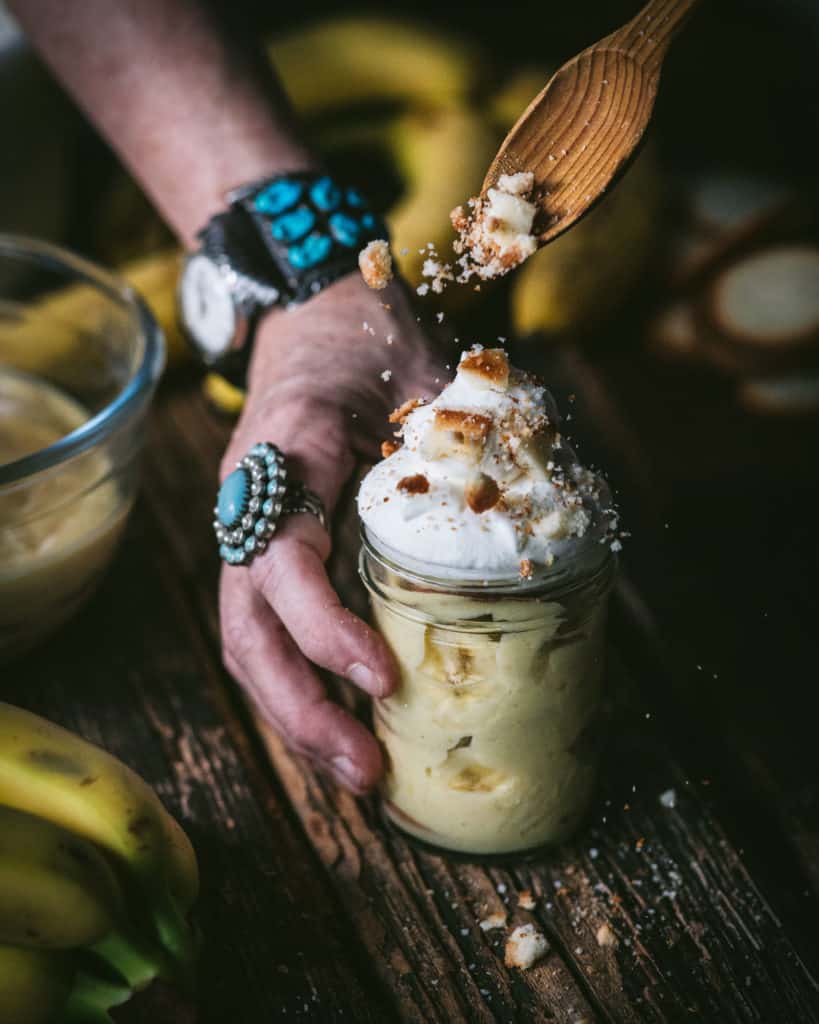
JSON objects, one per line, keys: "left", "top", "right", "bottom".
{"left": 0, "top": 236, "right": 164, "bottom": 659}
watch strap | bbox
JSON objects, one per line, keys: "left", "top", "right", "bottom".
{"left": 199, "top": 212, "right": 282, "bottom": 312}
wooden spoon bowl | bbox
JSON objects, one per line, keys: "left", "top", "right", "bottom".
{"left": 483, "top": 0, "right": 701, "bottom": 245}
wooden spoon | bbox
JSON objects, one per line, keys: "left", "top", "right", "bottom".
{"left": 483, "top": 0, "right": 701, "bottom": 245}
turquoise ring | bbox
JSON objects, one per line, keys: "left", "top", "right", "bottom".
{"left": 213, "top": 442, "right": 325, "bottom": 566}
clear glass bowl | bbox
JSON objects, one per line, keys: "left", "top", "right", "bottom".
{"left": 0, "top": 235, "right": 164, "bottom": 659}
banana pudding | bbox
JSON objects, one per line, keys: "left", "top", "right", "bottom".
{"left": 358, "top": 348, "right": 615, "bottom": 854}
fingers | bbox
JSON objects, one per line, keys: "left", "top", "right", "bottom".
{"left": 220, "top": 570, "right": 385, "bottom": 793}
{"left": 249, "top": 526, "right": 398, "bottom": 699}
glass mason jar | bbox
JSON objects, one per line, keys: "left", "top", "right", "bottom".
{"left": 360, "top": 527, "right": 615, "bottom": 856}
{"left": 0, "top": 235, "right": 164, "bottom": 659}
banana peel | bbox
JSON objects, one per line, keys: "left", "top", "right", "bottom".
{"left": 511, "top": 147, "right": 663, "bottom": 337}
{"left": 0, "top": 944, "right": 74, "bottom": 1024}
{"left": 267, "top": 16, "right": 483, "bottom": 117}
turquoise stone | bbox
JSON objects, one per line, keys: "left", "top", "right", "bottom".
{"left": 266, "top": 480, "right": 279, "bottom": 496}
{"left": 346, "top": 187, "right": 366, "bottom": 207}
{"left": 271, "top": 206, "right": 316, "bottom": 242}
{"left": 288, "top": 233, "right": 332, "bottom": 269}
{"left": 217, "top": 469, "right": 248, "bottom": 528}
{"left": 255, "top": 179, "right": 301, "bottom": 215}
{"left": 310, "top": 176, "right": 341, "bottom": 211}
{"left": 328, "top": 212, "right": 360, "bottom": 247}
{"left": 361, "top": 212, "right": 375, "bottom": 230}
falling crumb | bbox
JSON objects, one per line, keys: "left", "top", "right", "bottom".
{"left": 596, "top": 923, "right": 618, "bottom": 948}
{"left": 381, "top": 369, "right": 392, "bottom": 382}
{"left": 610, "top": 539, "right": 623, "bottom": 553}
{"left": 504, "top": 924, "right": 549, "bottom": 970}
{"left": 519, "top": 558, "right": 535, "bottom": 580}
{"left": 518, "top": 890, "right": 536, "bottom": 911}
{"left": 659, "top": 788, "right": 677, "bottom": 809}
{"left": 416, "top": 283, "right": 430, "bottom": 297}
{"left": 479, "top": 912, "right": 507, "bottom": 932}
{"left": 359, "top": 239, "right": 393, "bottom": 290}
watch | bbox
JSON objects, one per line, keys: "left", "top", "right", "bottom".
{"left": 178, "top": 171, "right": 387, "bottom": 382}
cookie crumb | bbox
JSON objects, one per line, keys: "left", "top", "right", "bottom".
{"left": 504, "top": 924, "right": 549, "bottom": 969}
{"left": 479, "top": 912, "right": 507, "bottom": 932}
{"left": 396, "top": 473, "right": 429, "bottom": 495}
{"left": 359, "top": 239, "right": 393, "bottom": 290}
{"left": 596, "top": 923, "right": 617, "bottom": 948}
{"left": 518, "top": 890, "right": 536, "bottom": 911}
{"left": 381, "top": 440, "right": 400, "bottom": 459}
{"left": 519, "top": 559, "right": 535, "bottom": 580}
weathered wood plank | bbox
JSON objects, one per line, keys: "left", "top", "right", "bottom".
{"left": 5, "top": 465, "right": 391, "bottom": 1021}
{"left": 142, "top": 377, "right": 819, "bottom": 1022}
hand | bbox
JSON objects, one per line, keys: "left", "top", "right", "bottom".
{"left": 218, "top": 274, "right": 445, "bottom": 793}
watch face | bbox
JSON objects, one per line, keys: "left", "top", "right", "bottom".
{"left": 179, "top": 254, "right": 238, "bottom": 360}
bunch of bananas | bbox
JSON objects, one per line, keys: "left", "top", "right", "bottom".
{"left": 0, "top": 702, "right": 198, "bottom": 1023}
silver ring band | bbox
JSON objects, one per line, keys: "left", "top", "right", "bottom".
{"left": 214, "top": 442, "right": 326, "bottom": 566}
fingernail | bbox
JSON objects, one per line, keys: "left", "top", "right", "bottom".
{"left": 331, "top": 755, "right": 365, "bottom": 790}
{"left": 348, "top": 662, "right": 381, "bottom": 694}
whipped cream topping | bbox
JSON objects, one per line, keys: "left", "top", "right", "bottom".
{"left": 358, "top": 347, "right": 611, "bottom": 577}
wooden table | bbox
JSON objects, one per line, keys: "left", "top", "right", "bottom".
{"left": 7, "top": 347, "right": 819, "bottom": 1023}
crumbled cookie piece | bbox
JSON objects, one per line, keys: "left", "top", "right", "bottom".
{"left": 479, "top": 912, "right": 507, "bottom": 932}
{"left": 465, "top": 473, "right": 501, "bottom": 514}
{"left": 433, "top": 409, "right": 493, "bottom": 442}
{"left": 459, "top": 347, "right": 510, "bottom": 390}
{"left": 389, "top": 397, "right": 426, "bottom": 424}
{"left": 359, "top": 239, "right": 393, "bottom": 290}
{"left": 396, "top": 473, "right": 430, "bottom": 495}
{"left": 519, "top": 559, "right": 535, "bottom": 580}
{"left": 451, "top": 172, "right": 538, "bottom": 281}
{"left": 504, "top": 924, "right": 549, "bottom": 969}
{"left": 424, "top": 408, "right": 493, "bottom": 462}
{"left": 596, "top": 922, "right": 618, "bottom": 948}
{"left": 518, "top": 890, "right": 536, "bottom": 911}
{"left": 381, "top": 440, "right": 400, "bottom": 459}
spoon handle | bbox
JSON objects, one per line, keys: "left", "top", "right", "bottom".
{"left": 609, "top": 0, "right": 702, "bottom": 70}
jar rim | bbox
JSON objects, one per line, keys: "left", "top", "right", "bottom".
{"left": 360, "top": 523, "right": 613, "bottom": 595}
{"left": 0, "top": 234, "right": 165, "bottom": 487}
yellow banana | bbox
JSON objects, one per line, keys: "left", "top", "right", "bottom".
{"left": 0, "top": 805, "right": 123, "bottom": 950}
{"left": 511, "top": 146, "right": 663, "bottom": 337}
{"left": 0, "top": 249, "right": 187, "bottom": 381}
{"left": 0, "top": 703, "right": 197, "bottom": 969}
{"left": 0, "top": 943, "right": 74, "bottom": 1024}
{"left": 387, "top": 107, "right": 500, "bottom": 302}
{"left": 268, "top": 17, "right": 481, "bottom": 117}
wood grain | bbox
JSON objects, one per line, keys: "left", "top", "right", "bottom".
{"left": 143, "top": 376, "right": 819, "bottom": 1022}
{"left": 484, "top": 0, "right": 701, "bottom": 245}
{"left": 7, "top": 364, "right": 819, "bottom": 1022}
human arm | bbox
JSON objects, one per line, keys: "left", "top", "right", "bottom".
{"left": 10, "top": 0, "right": 444, "bottom": 790}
